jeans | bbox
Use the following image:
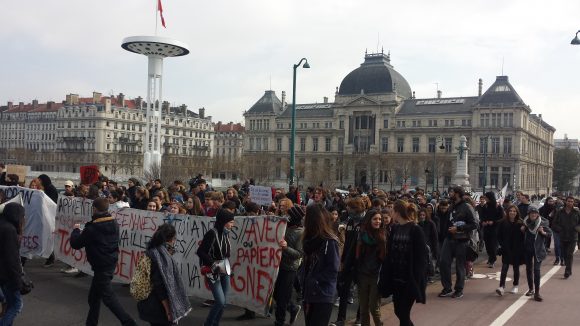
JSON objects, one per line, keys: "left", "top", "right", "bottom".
{"left": 483, "top": 225, "right": 498, "bottom": 264}
{"left": 273, "top": 270, "right": 297, "bottom": 326}
{"left": 561, "top": 240, "right": 575, "bottom": 275}
{"left": 205, "top": 274, "right": 230, "bottom": 326}
{"left": 440, "top": 238, "right": 467, "bottom": 292}
{"left": 524, "top": 251, "right": 541, "bottom": 293}
{"left": 499, "top": 263, "right": 520, "bottom": 288}
{"left": 304, "top": 303, "right": 333, "bottom": 326}
{"left": 392, "top": 281, "right": 414, "bottom": 326}
{"left": 553, "top": 232, "right": 563, "bottom": 260}
{"left": 358, "top": 273, "right": 381, "bottom": 326}
{"left": 87, "top": 270, "right": 136, "bottom": 326}
{"left": 0, "top": 286, "right": 23, "bottom": 326}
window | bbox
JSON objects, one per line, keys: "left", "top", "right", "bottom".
{"left": 397, "top": 137, "right": 404, "bottom": 152}
{"left": 478, "top": 166, "right": 485, "bottom": 188}
{"left": 339, "top": 120, "right": 344, "bottom": 129}
{"left": 502, "top": 167, "right": 511, "bottom": 186}
{"left": 277, "top": 123, "right": 283, "bottom": 129}
{"left": 325, "top": 122, "right": 332, "bottom": 128}
{"left": 412, "top": 137, "right": 420, "bottom": 152}
{"left": 444, "top": 137, "right": 452, "bottom": 153}
{"left": 444, "top": 120, "right": 455, "bottom": 127}
{"left": 491, "top": 113, "right": 499, "bottom": 127}
{"left": 397, "top": 120, "right": 406, "bottom": 128}
{"left": 491, "top": 137, "right": 500, "bottom": 154}
{"left": 325, "top": 137, "right": 331, "bottom": 152}
{"left": 300, "top": 138, "right": 306, "bottom": 152}
{"left": 263, "top": 138, "right": 268, "bottom": 150}
{"left": 490, "top": 167, "right": 499, "bottom": 187}
{"left": 312, "top": 137, "right": 319, "bottom": 152}
{"left": 503, "top": 113, "right": 513, "bottom": 127}
{"left": 383, "top": 119, "right": 389, "bottom": 128}
{"left": 338, "top": 137, "right": 344, "bottom": 152}
{"left": 480, "top": 113, "right": 490, "bottom": 127}
{"left": 480, "top": 137, "right": 488, "bottom": 154}
{"left": 249, "top": 138, "right": 254, "bottom": 150}
{"left": 428, "top": 119, "right": 438, "bottom": 127}
{"left": 381, "top": 137, "right": 389, "bottom": 152}
{"left": 503, "top": 137, "right": 512, "bottom": 154}
{"left": 428, "top": 137, "right": 436, "bottom": 153}
{"left": 276, "top": 138, "right": 282, "bottom": 151}
{"left": 313, "top": 122, "right": 320, "bottom": 128}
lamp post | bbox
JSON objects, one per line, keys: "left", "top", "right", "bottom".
{"left": 571, "top": 30, "right": 580, "bottom": 45}
{"left": 289, "top": 58, "right": 310, "bottom": 187}
{"left": 482, "top": 135, "right": 491, "bottom": 193}
{"left": 432, "top": 136, "right": 445, "bottom": 192}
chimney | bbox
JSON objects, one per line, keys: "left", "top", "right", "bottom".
{"left": 281, "top": 91, "right": 286, "bottom": 108}
{"left": 135, "top": 96, "right": 143, "bottom": 109}
{"left": 117, "top": 93, "right": 125, "bottom": 107}
{"left": 92, "top": 91, "right": 102, "bottom": 104}
{"left": 66, "top": 94, "right": 79, "bottom": 105}
{"left": 323, "top": 96, "right": 328, "bottom": 103}
{"left": 32, "top": 99, "right": 39, "bottom": 108}
{"left": 199, "top": 107, "right": 205, "bottom": 119}
{"left": 7, "top": 101, "right": 13, "bottom": 109}
{"left": 47, "top": 101, "right": 54, "bottom": 110}
{"left": 162, "top": 101, "right": 170, "bottom": 114}
{"left": 437, "top": 90, "right": 442, "bottom": 99}
{"left": 19, "top": 102, "right": 24, "bottom": 108}
{"left": 478, "top": 78, "right": 483, "bottom": 97}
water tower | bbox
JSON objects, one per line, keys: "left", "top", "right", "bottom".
{"left": 121, "top": 36, "right": 189, "bottom": 176}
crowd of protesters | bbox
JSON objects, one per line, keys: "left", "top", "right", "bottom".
{"left": 2, "top": 165, "right": 580, "bottom": 325}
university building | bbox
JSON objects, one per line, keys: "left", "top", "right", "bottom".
{"left": 243, "top": 52, "right": 555, "bottom": 195}
{"left": 0, "top": 92, "right": 214, "bottom": 178}
{"left": 212, "top": 121, "right": 244, "bottom": 180}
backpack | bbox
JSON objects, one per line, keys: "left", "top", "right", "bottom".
{"left": 130, "top": 254, "right": 152, "bottom": 301}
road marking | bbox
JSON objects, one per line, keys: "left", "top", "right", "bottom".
{"left": 490, "top": 249, "right": 577, "bottom": 326}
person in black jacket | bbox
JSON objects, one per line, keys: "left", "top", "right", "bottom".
{"left": 0, "top": 203, "right": 25, "bottom": 325}
{"left": 71, "top": 198, "right": 137, "bottom": 326}
{"left": 480, "top": 192, "right": 504, "bottom": 268}
{"left": 138, "top": 224, "right": 191, "bottom": 325}
{"left": 438, "top": 186, "right": 477, "bottom": 299}
{"left": 197, "top": 209, "right": 235, "bottom": 326}
{"left": 418, "top": 208, "right": 438, "bottom": 282}
{"left": 496, "top": 205, "right": 525, "bottom": 296}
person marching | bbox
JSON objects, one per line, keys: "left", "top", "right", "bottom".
{"left": 496, "top": 205, "right": 525, "bottom": 296}
{"left": 197, "top": 209, "right": 235, "bottom": 326}
{"left": 522, "top": 206, "right": 552, "bottom": 301}
{"left": 552, "top": 196, "right": 580, "bottom": 279}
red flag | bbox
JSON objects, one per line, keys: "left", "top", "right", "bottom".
{"left": 158, "top": 0, "right": 166, "bottom": 28}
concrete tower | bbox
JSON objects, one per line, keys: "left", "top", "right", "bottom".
{"left": 121, "top": 36, "right": 189, "bottom": 176}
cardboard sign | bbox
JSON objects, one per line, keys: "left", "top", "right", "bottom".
{"left": 249, "top": 185, "right": 273, "bottom": 207}
{"left": 54, "top": 196, "right": 287, "bottom": 314}
{"left": 6, "top": 165, "right": 28, "bottom": 184}
{"left": 80, "top": 165, "right": 99, "bottom": 185}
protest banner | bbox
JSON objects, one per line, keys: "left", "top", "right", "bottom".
{"left": 0, "top": 186, "right": 56, "bottom": 258}
{"left": 80, "top": 165, "right": 100, "bottom": 185}
{"left": 54, "top": 196, "right": 287, "bottom": 314}
{"left": 249, "top": 185, "right": 273, "bottom": 207}
{"left": 6, "top": 165, "right": 29, "bottom": 183}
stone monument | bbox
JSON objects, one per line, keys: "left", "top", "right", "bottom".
{"left": 453, "top": 135, "right": 471, "bottom": 191}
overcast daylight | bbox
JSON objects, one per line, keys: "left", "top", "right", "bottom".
{"left": 2, "top": 0, "right": 579, "bottom": 137}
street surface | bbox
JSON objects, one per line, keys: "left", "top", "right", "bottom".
{"left": 17, "top": 249, "right": 580, "bottom": 325}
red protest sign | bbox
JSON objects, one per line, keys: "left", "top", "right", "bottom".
{"left": 80, "top": 166, "right": 100, "bottom": 185}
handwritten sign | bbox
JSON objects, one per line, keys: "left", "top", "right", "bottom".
{"left": 80, "top": 165, "right": 99, "bottom": 185}
{"left": 54, "top": 196, "right": 287, "bottom": 314}
{"left": 6, "top": 165, "right": 29, "bottom": 184}
{"left": 0, "top": 186, "right": 56, "bottom": 258}
{"left": 249, "top": 185, "right": 273, "bottom": 207}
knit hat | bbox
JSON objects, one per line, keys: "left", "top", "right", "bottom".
{"left": 288, "top": 205, "right": 305, "bottom": 226}
{"left": 528, "top": 206, "right": 540, "bottom": 214}
{"left": 64, "top": 180, "right": 74, "bottom": 187}
{"left": 215, "top": 209, "right": 235, "bottom": 230}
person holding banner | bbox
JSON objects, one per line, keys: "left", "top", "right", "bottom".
{"left": 70, "top": 198, "right": 138, "bottom": 326}
{"left": 138, "top": 224, "right": 191, "bottom": 325}
{"left": 197, "top": 209, "right": 235, "bottom": 326}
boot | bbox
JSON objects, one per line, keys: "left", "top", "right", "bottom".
{"left": 553, "top": 258, "right": 560, "bottom": 265}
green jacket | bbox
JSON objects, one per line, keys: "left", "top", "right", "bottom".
{"left": 279, "top": 226, "right": 304, "bottom": 272}
{"left": 552, "top": 207, "right": 580, "bottom": 242}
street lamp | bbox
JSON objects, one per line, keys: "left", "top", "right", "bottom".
{"left": 571, "top": 30, "right": 580, "bottom": 45}
{"left": 289, "top": 58, "right": 310, "bottom": 187}
{"left": 432, "top": 136, "right": 445, "bottom": 192}
{"left": 482, "top": 135, "right": 491, "bottom": 193}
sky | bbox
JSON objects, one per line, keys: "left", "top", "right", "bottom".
{"left": 2, "top": 0, "right": 580, "bottom": 138}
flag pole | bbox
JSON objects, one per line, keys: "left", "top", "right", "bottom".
{"left": 155, "top": 0, "right": 158, "bottom": 35}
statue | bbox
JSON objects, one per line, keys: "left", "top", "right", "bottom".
{"left": 453, "top": 135, "right": 471, "bottom": 191}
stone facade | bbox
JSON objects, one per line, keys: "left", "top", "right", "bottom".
{"left": 243, "top": 53, "right": 555, "bottom": 194}
{"left": 212, "top": 121, "right": 244, "bottom": 180}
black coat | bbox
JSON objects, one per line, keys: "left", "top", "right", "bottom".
{"left": 0, "top": 219, "right": 23, "bottom": 291}
{"left": 497, "top": 219, "right": 524, "bottom": 266}
{"left": 418, "top": 219, "right": 439, "bottom": 259}
{"left": 70, "top": 213, "right": 120, "bottom": 272}
{"left": 137, "top": 251, "right": 170, "bottom": 325}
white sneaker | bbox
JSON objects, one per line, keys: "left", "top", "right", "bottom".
{"left": 496, "top": 287, "right": 505, "bottom": 296}
{"left": 62, "top": 267, "right": 79, "bottom": 274}
{"left": 510, "top": 286, "right": 519, "bottom": 294}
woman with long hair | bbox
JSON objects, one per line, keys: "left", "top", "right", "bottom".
{"left": 496, "top": 205, "right": 524, "bottom": 296}
{"left": 184, "top": 194, "right": 204, "bottom": 216}
{"left": 137, "top": 224, "right": 191, "bottom": 325}
{"left": 132, "top": 186, "right": 150, "bottom": 210}
{"left": 380, "top": 200, "right": 427, "bottom": 326}
{"left": 356, "top": 209, "right": 386, "bottom": 326}
{"left": 418, "top": 208, "right": 438, "bottom": 283}
{"left": 197, "top": 209, "right": 235, "bottom": 325}
{"left": 301, "top": 204, "right": 339, "bottom": 326}
{"left": 480, "top": 192, "right": 504, "bottom": 268}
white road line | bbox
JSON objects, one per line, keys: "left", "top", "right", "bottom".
{"left": 490, "top": 249, "right": 577, "bottom": 326}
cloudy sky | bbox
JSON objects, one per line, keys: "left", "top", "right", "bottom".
{"left": 2, "top": 0, "right": 579, "bottom": 137}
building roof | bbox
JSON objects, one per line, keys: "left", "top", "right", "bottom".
{"left": 477, "top": 76, "right": 526, "bottom": 106}
{"left": 338, "top": 52, "right": 412, "bottom": 98}
{"left": 278, "top": 103, "right": 334, "bottom": 119}
{"left": 245, "top": 90, "right": 283, "bottom": 115}
{"left": 399, "top": 97, "right": 478, "bottom": 116}
{"left": 214, "top": 121, "right": 245, "bottom": 132}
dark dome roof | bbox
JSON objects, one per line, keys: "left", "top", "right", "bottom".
{"left": 338, "top": 53, "right": 412, "bottom": 98}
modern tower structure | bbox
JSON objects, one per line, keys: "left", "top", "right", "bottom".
{"left": 121, "top": 36, "right": 189, "bottom": 176}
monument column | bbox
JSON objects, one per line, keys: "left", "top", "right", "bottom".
{"left": 453, "top": 135, "right": 471, "bottom": 191}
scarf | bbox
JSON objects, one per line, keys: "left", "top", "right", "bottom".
{"left": 149, "top": 246, "right": 192, "bottom": 323}
{"left": 524, "top": 216, "right": 541, "bottom": 235}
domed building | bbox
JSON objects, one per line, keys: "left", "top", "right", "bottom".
{"left": 243, "top": 52, "right": 554, "bottom": 195}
